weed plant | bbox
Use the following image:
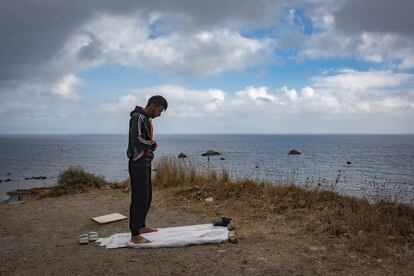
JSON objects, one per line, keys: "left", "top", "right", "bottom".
{"left": 50, "top": 166, "right": 112, "bottom": 196}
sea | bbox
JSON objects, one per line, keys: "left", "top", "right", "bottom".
{"left": 0, "top": 134, "right": 413, "bottom": 203}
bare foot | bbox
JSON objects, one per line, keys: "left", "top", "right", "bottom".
{"left": 130, "top": 235, "right": 151, "bottom": 244}
{"left": 139, "top": 226, "right": 158, "bottom": 234}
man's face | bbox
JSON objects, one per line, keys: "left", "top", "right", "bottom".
{"left": 149, "top": 104, "right": 165, "bottom": 118}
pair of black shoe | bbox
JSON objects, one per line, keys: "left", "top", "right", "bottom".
{"left": 213, "top": 216, "right": 232, "bottom": 227}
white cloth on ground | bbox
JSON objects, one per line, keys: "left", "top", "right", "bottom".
{"left": 96, "top": 224, "right": 229, "bottom": 249}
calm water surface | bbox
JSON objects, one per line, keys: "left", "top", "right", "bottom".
{"left": 0, "top": 134, "right": 413, "bottom": 202}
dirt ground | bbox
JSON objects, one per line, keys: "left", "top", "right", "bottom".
{"left": 0, "top": 188, "right": 412, "bottom": 276}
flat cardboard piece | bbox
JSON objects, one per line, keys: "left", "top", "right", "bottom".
{"left": 92, "top": 213, "right": 127, "bottom": 224}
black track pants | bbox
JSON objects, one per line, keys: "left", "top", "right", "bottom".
{"left": 128, "top": 162, "right": 152, "bottom": 236}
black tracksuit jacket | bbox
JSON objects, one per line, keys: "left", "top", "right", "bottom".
{"left": 127, "top": 106, "right": 154, "bottom": 166}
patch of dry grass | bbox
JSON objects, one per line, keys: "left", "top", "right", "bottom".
{"left": 153, "top": 157, "right": 414, "bottom": 256}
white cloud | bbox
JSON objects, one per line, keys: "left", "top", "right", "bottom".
{"left": 100, "top": 84, "right": 227, "bottom": 118}
{"left": 312, "top": 69, "right": 411, "bottom": 91}
{"left": 51, "top": 74, "right": 83, "bottom": 100}
{"left": 295, "top": 86, "right": 341, "bottom": 113}
{"left": 100, "top": 94, "right": 137, "bottom": 113}
{"left": 235, "top": 86, "right": 278, "bottom": 103}
{"left": 307, "top": 69, "right": 413, "bottom": 114}
{"left": 280, "top": 86, "right": 298, "bottom": 101}
{"left": 0, "top": 73, "right": 85, "bottom": 101}
{"left": 2, "top": 69, "right": 414, "bottom": 134}
{"left": 95, "top": 69, "right": 414, "bottom": 133}
{"left": 60, "top": 13, "right": 273, "bottom": 76}
{"left": 0, "top": 8, "right": 277, "bottom": 101}
{"left": 2, "top": 1, "right": 414, "bottom": 134}
{"left": 0, "top": 101, "right": 47, "bottom": 116}
{"left": 398, "top": 55, "right": 414, "bottom": 70}
{"left": 295, "top": 1, "right": 414, "bottom": 69}
{"left": 227, "top": 70, "right": 413, "bottom": 116}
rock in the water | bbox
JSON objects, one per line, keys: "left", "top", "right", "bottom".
{"left": 201, "top": 150, "right": 221, "bottom": 156}
{"left": 220, "top": 157, "right": 225, "bottom": 160}
{"left": 178, "top": 152, "right": 187, "bottom": 158}
{"left": 288, "top": 149, "right": 301, "bottom": 155}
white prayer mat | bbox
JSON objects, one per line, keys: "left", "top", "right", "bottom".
{"left": 96, "top": 224, "right": 229, "bottom": 249}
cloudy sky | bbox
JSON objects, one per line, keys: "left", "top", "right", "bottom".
{"left": 1, "top": 0, "right": 414, "bottom": 134}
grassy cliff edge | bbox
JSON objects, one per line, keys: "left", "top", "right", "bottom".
{"left": 44, "top": 157, "right": 413, "bottom": 258}
{"left": 149, "top": 157, "right": 413, "bottom": 256}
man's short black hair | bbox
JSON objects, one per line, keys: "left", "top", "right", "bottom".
{"left": 146, "top": 95, "right": 168, "bottom": 110}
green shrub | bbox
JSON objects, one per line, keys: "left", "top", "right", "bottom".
{"left": 51, "top": 166, "right": 111, "bottom": 196}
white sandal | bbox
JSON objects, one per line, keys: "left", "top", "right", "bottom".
{"left": 78, "top": 234, "right": 89, "bottom": 245}
{"left": 88, "top": 231, "right": 99, "bottom": 242}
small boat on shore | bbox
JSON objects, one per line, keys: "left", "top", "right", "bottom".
{"left": 6, "top": 187, "right": 52, "bottom": 202}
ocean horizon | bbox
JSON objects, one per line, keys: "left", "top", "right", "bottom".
{"left": 1, "top": 134, "right": 413, "bottom": 203}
